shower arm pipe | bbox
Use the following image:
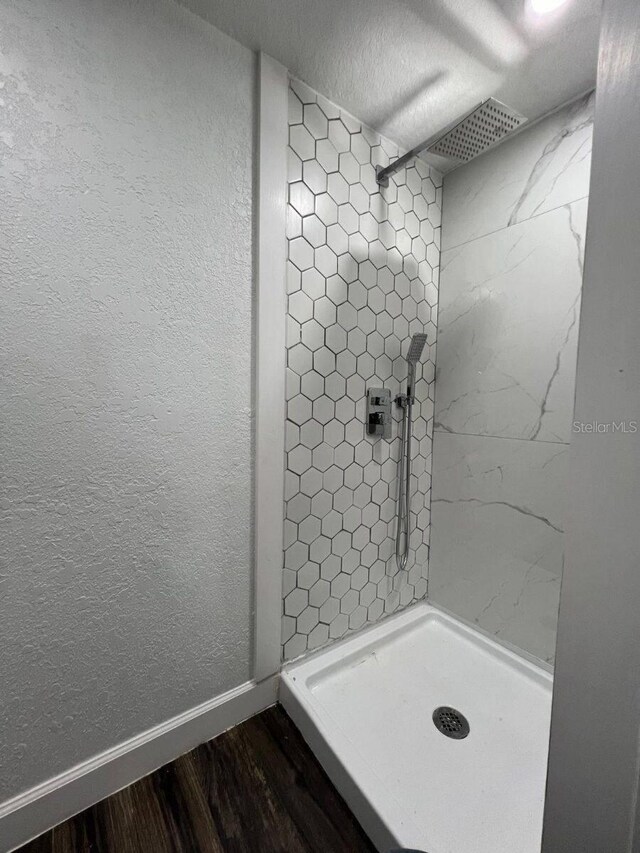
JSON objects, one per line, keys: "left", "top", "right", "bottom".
{"left": 376, "top": 140, "right": 435, "bottom": 188}
{"left": 375, "top": 104, "right": 482, "bottom": 187}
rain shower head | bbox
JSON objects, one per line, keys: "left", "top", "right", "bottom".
{"left": 376, "top": 98, "right": 527, "bottom": 186}
{"left": 426, "top": 98, "right": 527, "bottom": 164}
{"left": 406, "top": 333, "right": 428, "bottom": 364}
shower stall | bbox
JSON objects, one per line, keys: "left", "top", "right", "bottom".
{"left": 273, "top": 64, "right": 593, "bottom": 853}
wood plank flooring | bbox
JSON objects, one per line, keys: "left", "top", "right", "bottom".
{"left": 17, "top": 705, "right": 376, "bottom": 853}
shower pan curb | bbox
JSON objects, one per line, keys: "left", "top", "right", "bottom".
{"left": 280, "top": 602, "right": 553, "bottom": 853}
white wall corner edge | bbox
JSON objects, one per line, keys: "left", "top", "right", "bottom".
{"left": 254, "top": 51, "right": 288, "bottom": 682}
{"left": 0, "top": 675, "right": 278, "bottom": 853}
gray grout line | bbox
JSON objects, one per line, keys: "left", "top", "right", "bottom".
{"left": 433, "top": 427, "right": 570, "bottom": 447}
{"left": 440, "top": 194, "right": 590, "bottom": 255}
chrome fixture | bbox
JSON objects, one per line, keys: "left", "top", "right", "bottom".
{"left": 395, "top": 332, "right": 428, "bottom": 572}
{"left": 377, "top": 98, "right": 526, "bottom": 187}
{"left": 366, "top": 387, "right": 392, "bottom": 439}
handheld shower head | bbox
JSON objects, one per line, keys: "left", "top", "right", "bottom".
{"left": 395, "top": 331, "right": 429, "bottom": 573}
{"left": 406, "top": 333, "right": 428, "bottom": 364}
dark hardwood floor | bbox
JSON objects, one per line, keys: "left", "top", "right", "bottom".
{"left": 17, "top": 705, "right": 376, "bottom": 853}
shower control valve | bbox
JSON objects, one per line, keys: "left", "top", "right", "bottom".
{"left": 366, "top": 387, "right": 391, "bottom": 439}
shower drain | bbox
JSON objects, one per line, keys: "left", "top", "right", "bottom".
{"left": 432, "top": 706, "right": 470, "bottom": 740}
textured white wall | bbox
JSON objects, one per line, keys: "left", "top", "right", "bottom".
{"left": 0, "top": 0, "right": 255, "bottom": 802}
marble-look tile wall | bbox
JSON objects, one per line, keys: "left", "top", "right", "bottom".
{"left": 430, "top": 93, "right": 594, "bottom": 664}
{"left": 283, "top": 77, "right": 441, "bottom": 661}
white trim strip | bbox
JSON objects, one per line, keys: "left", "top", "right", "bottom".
{"left": 2, "top": 676, "right": 278, "bottom": 853}
{"left": 254, "top": 52, "right": 288, "bottom": 681}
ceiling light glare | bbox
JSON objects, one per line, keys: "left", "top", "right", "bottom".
{"left": 529, "top": 0, "right": 569, "bottom": 14}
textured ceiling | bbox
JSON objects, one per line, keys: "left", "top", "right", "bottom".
{"left": 184, "top": 0, "right": 601, "bottom": 162}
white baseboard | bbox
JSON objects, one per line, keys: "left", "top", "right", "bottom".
{"left": 1, "top": 676, "right": 278, "bottom": 853}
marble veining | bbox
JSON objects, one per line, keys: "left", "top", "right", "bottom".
{"left": 430, "top": 94, "right": 592, "bottom": 665}
{"left": 435, "top": 199, "right": 587, "bottom": 444}
{"left": 429, "top": 432, "right": 568, "bottom": 663}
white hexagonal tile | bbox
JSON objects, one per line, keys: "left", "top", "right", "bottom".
{"left": 326, "top": 223, "right": 349, "bottom": 255}
{"left": 285, "top": 541, "right": 308, "bottom": 571}
{"left": 316, "top": 138, "right": 339, "bottom": 173}
{"left": 297, "top": 605, "right": 320, "bottom": 636}
{"left": 302, "top": 214, "right": 326, "bottom": 248}
{"left": 405, "top": 210, "right": 419, "bottom": 238}
{"left": 348, "top": 232, "right": 368, "bottom": 263}
{"left": 340, "top": 588, "right": 359, "bottom": 614}
{"left": 291, "top": 77, "right": 317, "bottom": 104}
{"left": 316, "top": 192, "right": 338, "bottom": 225}
{"left": 287, "top": 205, "right": 302, "bottom": 240}
{"left": 316, "top": 93, "right": 340, "bottom": 120}
{"left": 288, "top": 443, "right": 312, "bottom": 474}
{"left": 312, "top": 394, "right": 334, "bottom": 425}
{"left": 341, "top": 547, "right": 360, "bottom": 574}
{"left": 329, "top": 613, "right": 349, "bottom": 639}
{"left": 349, "top": 183, "right": 369, "bottom": 215}
{"left": 335, "top": 396, "right": 355, "bottom": 424}
{"left": 324, "top": 425, "right": 345, "bottom": 455}
{"left": 289, "top": 237, "right": 314, "bottom": 272}
{"left": 330, "top": 573, "right": 350, "bottom": 600}
{"left": 360, "top": 163, "right": 378, "bottom": 194}
{"left": 288, "top": 340, "right": 313, "bottom": 373}
{"left": 332, "top": 530, "right": 352, "bottom": 557}
{"left": 419, "top": 217, "right": 434, "bottom": 244}
{"left": 351, "top": 132, "right": 371, "bottom": 165}
{"left": 325, "top": 371, "right": 346, "bottom": 400}
{"left": 299, "top": 514, "right": 321, "bottom": 544}
{"left": 346, "top": 327, "right": 366, "bottom": 356}
{"left": 421, "top": 176, "right": 436, "bottom": 203}
{"left": 359, "top": 211, "right": 378, "bottom": 242}
{"left": 304, "top": 103, "right": 328, "bottom": 139}
{"left": 284, "top": 632, "right": 307, "bottom": 659}
{"left": 312, "top": 441, "right": 333, "bottom": 472}
{"left": 284, "top": 98, "right": 441, "bottom": 655}
{"left": 289, "top": 181, "right": 315, "bottom": 217}
{"left": 310, "top": 488, "right": 332, "bottom": 519}
{"left": 347, "top": 372, "right": 366, "bottom": 400}
{"left": 286, "top": 262, "right": 302, "bottom": 296}
{"left": 336, "top": 301, "right": 357, "bottom": 331}
{"left": 315, "top": 244, "right": 338, "bottom": 277}
{"left": 339, "top": 151, "right": 360, "bottom": 184}
{"left": 337, "top": 203, "right": 359, "bottom": 235}
{"left": 300, "top": 417, "right": 324, "bottom": 449}
{"left": 338, "top": 254, "right": 358, "bottom": 283}
{"left": 309, "top": 578, "right": 331, "bottom": 609}
{"left": 322, "top": 465, "right": 343, "bottom": 494}
{"left": 290, "top": 124, "right": 315, "bottom": 161}
{"left": 303, "top": 159, "right": 328, "bottom": 194}
{"left": 308, "top": 621, "right": 329, "bottom": 649}
{"left": 327, "top": 171, "right": 350, "bottom": 205}
{"left": 310, "top": 534, "right": 331, "bottom": 564}
{"left": 299, "top": 337, "right": 322, "bottom": 371}
{"left": 325, "top": 323, "right": 347, "bottom": 354}
{"left": 298, "top": 562, "right": 321, "bottom": 591}
{"left": 344, "top": 462, "right": 364, "bottom": 489}
{"left": 289, "top": 88, "right": 303, "bottom": 123}
{"left": 327, "top": 119, "right": 350, "bottom": 154}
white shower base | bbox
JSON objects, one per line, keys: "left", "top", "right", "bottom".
{"left": 280, "top": 602, "right": 552, "bottom": 853}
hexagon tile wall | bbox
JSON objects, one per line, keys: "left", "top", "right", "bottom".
{"left": 283, "top": 77, "right": 441, "bottom": 660}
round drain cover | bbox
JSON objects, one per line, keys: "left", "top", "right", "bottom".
{"left": 432, "top": 706, "right": 470, "bottom": 739}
